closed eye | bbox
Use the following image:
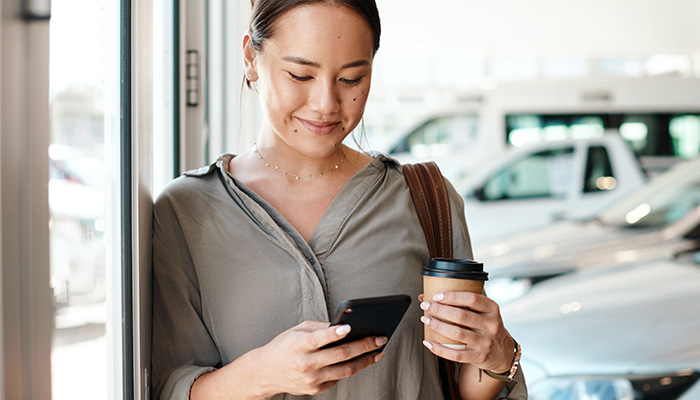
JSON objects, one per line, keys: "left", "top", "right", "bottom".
{"left": 287, "top": 72, "right": 312, "bottom": 82}
{"left": 340, "top": 76, "right": 363, "bottom": 86}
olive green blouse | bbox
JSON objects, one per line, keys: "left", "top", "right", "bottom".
{"left": 151, "top": 154, "right": 527, "bottom": 400}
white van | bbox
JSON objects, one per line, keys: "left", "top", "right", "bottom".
{"left": 380, "top": 77, "right": 700, "bottom": 182}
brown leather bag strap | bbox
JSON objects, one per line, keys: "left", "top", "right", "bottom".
{"left": 402, "top": 161, "right": 460, "bottom": 400}
{"left": 402, "top": 162, "right": 453, "bottom": 259}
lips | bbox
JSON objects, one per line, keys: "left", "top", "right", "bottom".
{"left": 297, "top": 118, "right": 341, "bottom": 136}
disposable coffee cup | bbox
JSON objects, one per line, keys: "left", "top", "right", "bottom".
{"left": 422, "top": 258, "right": 488, "bottom": 349}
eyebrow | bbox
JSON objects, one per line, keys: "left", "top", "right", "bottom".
{"left": 282, "top": 56, "right": 370, "bottom": 69}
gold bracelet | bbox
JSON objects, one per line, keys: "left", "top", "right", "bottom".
{"left": 480, "top": 339, "right": 521, "bottom": 383}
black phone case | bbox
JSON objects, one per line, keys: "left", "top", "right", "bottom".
{"left": 323, "top": 294, "right": 412, "bottom": 350}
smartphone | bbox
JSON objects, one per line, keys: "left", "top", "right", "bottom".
{"left": 322, "top": 294, "right": 412, "bottom": 350}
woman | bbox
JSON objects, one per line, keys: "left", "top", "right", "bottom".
{"left": 151, "top": 1, "right": 527, "bottom": 399}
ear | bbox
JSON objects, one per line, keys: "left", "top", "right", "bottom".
{"left": 242, "top": 31, "right": 258, "bottom": 82}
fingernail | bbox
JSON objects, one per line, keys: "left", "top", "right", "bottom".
{"left": 375, "top": 336, "right": 388, "bottom": 347}
{"left": 420, "top": 301, "right": 430, "bottom": 311}
{"left": 433, "top": 293, "right": 445, "bottom": 301}
{"left": 335, "top": 324, "right": 351, "bottom": 336}
{"left": 422, "top": 340, "right": 433, "bottom": 350}
{"left": 420, "top": 316, "right": 431, "bottom": 325}
{"left": 374, "top": 352, "right": 386, "bottom": 363}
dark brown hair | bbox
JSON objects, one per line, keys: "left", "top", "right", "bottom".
{"left": 245, "top": 0, "right": 381, "bottom": 87}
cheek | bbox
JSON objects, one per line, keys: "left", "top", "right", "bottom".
{"left": 341, "top": 85, "right": 371, "bottom": 116}
{"left": 261, "top": 77, "right": 307, "bottom": 117}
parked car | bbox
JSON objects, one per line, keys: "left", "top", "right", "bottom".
{"left": 456, "top": 132, "right": 646, "bottom": 245}
{"left": 502, "top": 247, "right": 700, "bottom": 400}
{"left": 477, "top": 156, "right": 700, "bottom": 303}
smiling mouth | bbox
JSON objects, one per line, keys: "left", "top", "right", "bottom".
{"left": 297, "top": 118, "right": 341, "bottom": 135}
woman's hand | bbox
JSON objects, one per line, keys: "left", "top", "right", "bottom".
{"left": 419, "top": 292, "right": 514, "bottom": 374}
{"left": 190, "top": 320, "right": 387, "bottom": 400}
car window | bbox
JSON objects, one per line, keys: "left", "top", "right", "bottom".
{"left": 583, "top": 146, "right": 616, "bottom": 192}
{"left": 391, "top": 114, "right": 478, "bottom": 157}
{"left": 480, "top": 147, "right": 575, "bottom": 201}
{"left": 670, "top": 115, "right": 700, "bottom": 159}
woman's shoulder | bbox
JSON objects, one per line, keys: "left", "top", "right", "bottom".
{"left": 155, "top": 156, "right": 230, "bottom": 206}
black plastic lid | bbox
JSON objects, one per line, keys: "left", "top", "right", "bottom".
{"left": 421, "top": 258, "right": 489, "bottom": 281}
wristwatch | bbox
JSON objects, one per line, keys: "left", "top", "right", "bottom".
{"left": 482, "top": 339, "right": 521, "bottom": 383}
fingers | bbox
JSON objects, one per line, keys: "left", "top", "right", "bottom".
{"left": 300, "top": 322, "right": 388, "bottom": 365}
{"left": 422, "top": 340, "right": 483, "bottom": 364}
{"left": 318, "top": 335, "right": 388, "bottom": 365}
{"left": 420, "top": 314, "right": 480, "bottom": 346}
{"left": 306, "top": 336, "right": 387, "bottom": 390}
{"left": 431, "top": 291, "right": 496, "bottom": 314}
{"left": 419, "top": 292, "right": 516, "bottom": 372}
{"left": 298, "top": 322, "right": 351, "bottom": 350}
{"left": 319, "top": 351, "right": 384, "bottom": 382}
{"left": 265, "top": 321, "right": 388, "bottom": 396}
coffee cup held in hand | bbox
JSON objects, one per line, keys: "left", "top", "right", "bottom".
{"left": 421, "top": 258, "right": 489, "bottom": 349}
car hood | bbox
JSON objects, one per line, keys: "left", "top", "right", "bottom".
{"left": 501, "top": 259, "right": 700, "bottom": 376}
{"left": 474, "top": 220, "right": 642, "bottom": 276}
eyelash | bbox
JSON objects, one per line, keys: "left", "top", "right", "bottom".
{"left": 340, "top": 77, "right": 363, "bottom": 86}
{"left": 287, "top": 72, "right": 363, "bottom": 86}
{"left": 288, "top": 72, "right": 312, "bottom": 82}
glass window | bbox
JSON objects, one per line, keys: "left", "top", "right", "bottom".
{"left": 644, "top": 54, "right": 691, "bottom": 77}
{"left": 506, "top": 114, "right": 604, "bottom": 147}
{"left": 620, "top": 121, "right": 649, "bottom": 152}
{"left": 618, "top": 113, "right": 700, "bottom": 158}
{"left": 596, "top": 58, "right": 643, "bottom": 77}
{"left": 620, "top": 114, "right": 671, "bottom": 157}
{"left": 583, "top": 146, "right": 616, "bottom": 193}
{"left": 480, "top": 147, "right": 575, "bottom": 201}
{"left": 505, "top": 112, "right": 700, "bottom": 161}
{"left": 49, "top": 0, "right": 113, "bottom": 398}
{"left": 670, "top": 115, "right": 700, "bottom": 159}
{"left": 391, "top": 114, "right": 478, "bottom": 157}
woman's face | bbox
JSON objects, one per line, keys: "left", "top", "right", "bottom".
{"left": 245, "top": 3, "right": 375, "bottom": 158}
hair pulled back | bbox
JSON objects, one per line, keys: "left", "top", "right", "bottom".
{"left": 245, "top": 0, "right": 380, "bottom": 88}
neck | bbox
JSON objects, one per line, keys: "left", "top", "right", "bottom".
{"left": 254, "top": 142, "right": 347, "bottom": 181}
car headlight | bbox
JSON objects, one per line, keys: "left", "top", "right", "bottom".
{"left": 530, "top": 371, "right": 700, "bottom": 400}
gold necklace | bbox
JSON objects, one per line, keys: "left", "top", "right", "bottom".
{"left": 254, "top": 143, "right": 346, "bottom": 181}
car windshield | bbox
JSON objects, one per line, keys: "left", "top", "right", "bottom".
{"left": 598, "top": 158, "right": 700, "bottom": 228}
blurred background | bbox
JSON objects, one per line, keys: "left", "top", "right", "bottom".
{"left": 35, "top": 0, "right": 700, "bottom": 399}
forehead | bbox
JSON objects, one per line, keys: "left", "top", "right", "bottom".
{"left": 263, "top": 4, "right": 374, "bottom": 62}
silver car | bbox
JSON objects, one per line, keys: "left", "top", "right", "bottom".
{"left": 502, "top": 247, "right": 700, "bottom": 400}
{"left": 477, "top": 156, "right": 700, "bottom": 303}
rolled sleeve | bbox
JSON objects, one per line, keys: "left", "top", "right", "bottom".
{"left": 495, "top": 367, "right": 528, "bottom": 400}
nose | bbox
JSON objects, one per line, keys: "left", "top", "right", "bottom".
{"left": 308, "top": 79, "right": 340, "bottom": 114}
